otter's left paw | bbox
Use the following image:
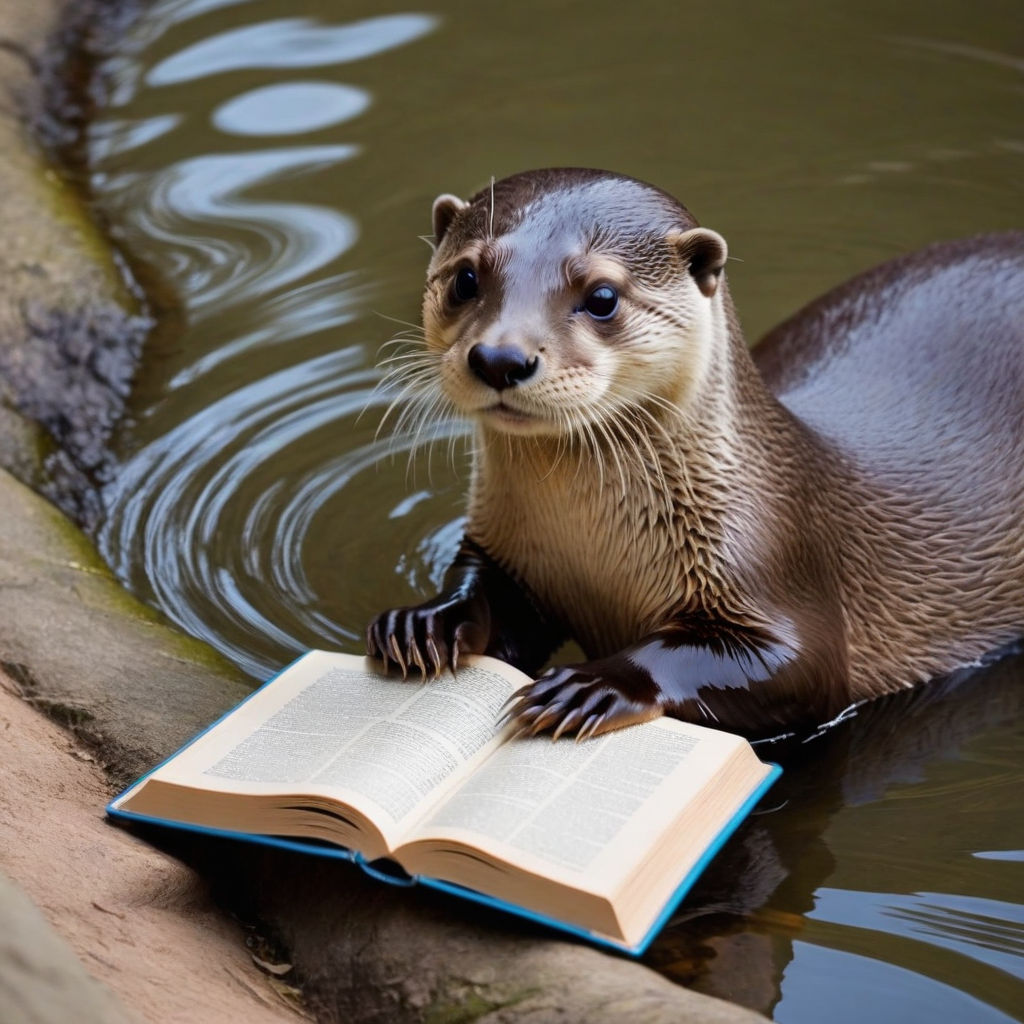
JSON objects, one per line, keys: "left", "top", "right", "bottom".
{"left": 500, "top": 661, "right": 663, "bottom": 741}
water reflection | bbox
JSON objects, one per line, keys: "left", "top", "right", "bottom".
{"left": 778, "top": 942, "right": 1018, "bottom": 1024}
{"left": 167, "top": 272, "right": 364, "bottom": 387}
{"left": 890, "top": 36, "right": 1024, "bottom": 75}
{"left": 97, "top": 147, "right": 360, "bottom": 319}
{"left": 647, "top": 653, "right": 1024, "bottom": 1020}
{"left": 212, "top": 82, "right": 371, "bottom": 136}
{"left": 102, "top": 343, "right": 461, "bottom": 677}
{"left": 92, "top": 3, "right": 449, "bottom": 678}
{"left": 809, "top": 889, "right": 1024, "bottom": 982}
{"left": 89, "top": 113, "right": 181, "bottom": 161}
{"left": 146, "top": 14, "right": 438, "bottom": 85}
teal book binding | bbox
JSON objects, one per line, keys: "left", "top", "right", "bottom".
{"left": 105, "top": 650, "right": 782, "bottom": 956}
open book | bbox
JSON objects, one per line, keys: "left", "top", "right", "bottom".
{"left": 108, "top": 651, "right": 779, "bottom": 954}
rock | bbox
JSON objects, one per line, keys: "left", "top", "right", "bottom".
{"left": 0, "top": 0, "right": 151, "bottom": 527}
{"left": 0, "top": 467, "right": 253, "bottom": 787}
{"left": 0, "top": 870, "right": 142, "bottom": 1024}
{"left": 0, "top": 665, "right": 307, "bottom": 1024}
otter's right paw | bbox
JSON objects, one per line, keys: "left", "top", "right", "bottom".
{"left": 366, "top": 595, "right": 489, "bottom": 679}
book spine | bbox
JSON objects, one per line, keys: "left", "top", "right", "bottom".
{"left": 354, "top": 852, "right": 418, "bottom": 887}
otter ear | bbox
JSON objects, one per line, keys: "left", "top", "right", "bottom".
{"left": 432, "top": 193, "right": 468, "bottom": 246}
{"left": 670, "top": 227, "right": 728, "bottom": 299}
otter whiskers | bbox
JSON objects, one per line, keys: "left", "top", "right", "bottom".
{"left": 372, "top": 344, "right": 465, "bottom": 484}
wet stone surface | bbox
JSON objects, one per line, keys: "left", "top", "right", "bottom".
{"left": 0, "top": 0, "right": 152, "bottom": 527}
{"left": 0, "top": 301, "right": 150, "bottom": 525}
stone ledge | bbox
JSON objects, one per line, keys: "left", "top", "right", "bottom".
{"left": 0, "top": 667, "right": 306, "bottom": 1024}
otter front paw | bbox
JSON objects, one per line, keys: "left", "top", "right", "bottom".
{"left": 366, "top": 594, "right": 489, "bottom": 679}
{"left": 501, "top": 660, "right": 663, "bottom": 741}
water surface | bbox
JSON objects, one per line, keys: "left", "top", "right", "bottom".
{"left": 82, "top": 0, "right": 1023, "bottom": 1018}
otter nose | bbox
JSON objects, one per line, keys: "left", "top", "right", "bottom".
{"left": 467, "top": 344, "right": 538, "bottom": 390}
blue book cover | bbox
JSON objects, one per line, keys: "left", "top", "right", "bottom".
{"left": 106, "top": 650, "right": 781, "bottom": 955}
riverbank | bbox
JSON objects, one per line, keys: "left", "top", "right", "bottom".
{"left": 0, "top": 662, "right": 306, "bottom": 1023}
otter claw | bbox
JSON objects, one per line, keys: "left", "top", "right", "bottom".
{"left": 552, "top": 707, "right": 584, "bottom": 740}
{"left": 500, "top": 688, "right": 530, "bottom": 717}
{"left": 496, "top": 692, "right": 532, "bottom": 729}
{"left": 425, "top": 636, "right": 443, "bottom": 678}
{"left": 409, "top": 640, "right": 427, "bottom": 680}
{"left": 375, "top": 632, "right": 390, "bottom": 674}
{"left": 528, "top": 705, "right": 563, "bottom": 733}
{"left": 576, "top": 712, "right": 606, "bottom": 743}
{"left": 495, "top": 705, "right": 519, "bottom": 730}
{"left": 387, "top": 634, "right": 407, "bottom": 678}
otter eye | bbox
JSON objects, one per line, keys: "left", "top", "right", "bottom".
{"left": 582, "top": 285, "right": 618, "bottom": 320}
{"left": 451, "top": 266, "right": 478, "bottom": 303}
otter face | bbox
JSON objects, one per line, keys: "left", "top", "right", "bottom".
{"left": 420, "top": 170, "right": 728, "bottom": 438}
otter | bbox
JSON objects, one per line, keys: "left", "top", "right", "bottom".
{"left": 366, "top": 168, "right": 1024, "bottom": 740}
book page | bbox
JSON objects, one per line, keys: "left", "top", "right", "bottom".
{"left": 408, "top": 718, "right": 744, "bottom": 882}
{"left": 125, "top": 652, "right": 524, "bottom": 838}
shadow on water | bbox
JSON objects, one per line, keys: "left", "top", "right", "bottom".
{"left": 77, "top": 0, "right": 1024, "bottom": 1018}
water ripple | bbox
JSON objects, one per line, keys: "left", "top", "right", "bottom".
{"left": 99, "top": 146, "right": 359, "bottom": 318}
{"left": 102, "top": 348, "right": 381, "bottom": 674}
{"left": 167, "top": 273, "right": 368, "bottom": 389}
{"left": 148, "top": 14, "right": 438, "bottom": 85}
{"left": 810, "top": 887, "right": 1024, "bottom": 978}
{"left": 88, "top": 2, "right": 450, "bottom": 679}
{"left": 89, "top": 113, "right": 182, "bottom": 161}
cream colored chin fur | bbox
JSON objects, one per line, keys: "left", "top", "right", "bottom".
{"left": 467, "top": 414, "right": 737, "bottom": 658}
{"left": 460, "top": 290, "right": 756, "bottom": 659}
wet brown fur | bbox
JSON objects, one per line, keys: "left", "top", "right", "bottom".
{"left": 368, "top": 168, "right": 1024, "bottom": 738}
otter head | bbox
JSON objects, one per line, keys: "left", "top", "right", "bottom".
{"left": 421, "top": 168, "right": 728, "bottom": 439}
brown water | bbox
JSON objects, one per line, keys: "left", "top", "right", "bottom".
{"left": 81, "top": 0, "right": 1024, "bottom": 1018}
